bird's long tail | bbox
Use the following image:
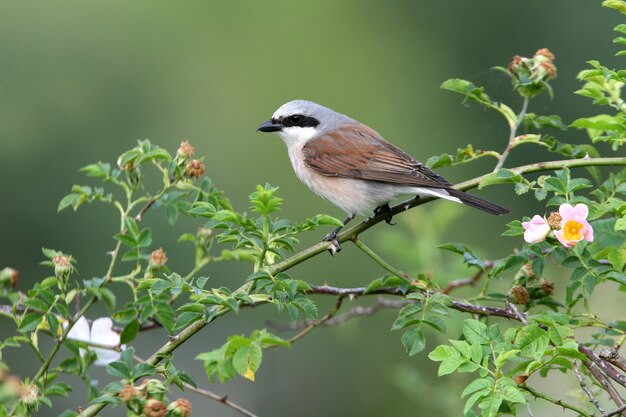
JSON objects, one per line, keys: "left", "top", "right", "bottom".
{"left": 446, "top": 189, "right": 510, "bottom": 215}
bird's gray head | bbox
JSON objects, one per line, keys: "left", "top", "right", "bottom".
{"left": 257, "top": 100, "right": 354, "bottom": 146}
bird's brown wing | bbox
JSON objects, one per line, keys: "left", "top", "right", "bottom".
{"left": 302, "top": 123, "right": 452, "bottom": 188}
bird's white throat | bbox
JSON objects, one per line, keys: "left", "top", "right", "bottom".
{"left": 277, "top": 126, "right": 318, "bottom": 148}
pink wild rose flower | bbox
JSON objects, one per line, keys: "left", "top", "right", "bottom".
{"left": 522, "top": 215, "right": 551, "bottom": 244}
{"left": 555, "top": 203, "right": 594, "bottom": 248}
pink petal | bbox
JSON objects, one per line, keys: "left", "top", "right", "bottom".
{"left": 571, "top": 204, "right": 589, "bottom": 220}
{"left": 559, "top": 204, "right": 575, "bottom": 219}
{"left": 522, "top": 215, "right": 550, "bottom": 243}
{"left": 555, "top": 229, "right": 575, "bottom": 248}
{"left": 583, "top": 222, "right": 594, "bottom": 242}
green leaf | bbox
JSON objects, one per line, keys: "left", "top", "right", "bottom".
{"left": 478, "top": 169, "right": 522, "bottom": 189}
{"left": 478, "top": 394, "right": 503, "bottom": 417}
{"left": 58, "top": 193, "right": 80, "bottom": 212}
{"left": 120, "top": 319, "right": 140, "bottom": 344}
{"left": 232, "top": 343, "right": 262, "bottom": 381}
{"left": 429, "top": 345, "right": 455, "bottom": 361}
{"left": 450, "top": 340, "right": 472, "bottom": 359}
{"left": 131, "top": 363, "right": 157, "bottom": 381}
{"left": 463, "top": 320, "right": 489, "bottom": 345}
{"left": 462, "top": 377, "right": 493, "bottom": 398}
{"left": 106, "top": 361, "right": 131, "bottom": 380}
{"left": 307, "top": 214, "right": 343, "bottom": 227}
{"left": 514, "top": 323, "right": 547, "bottom": 351}
{"left": 18, "top": 313, "right": 43, "bottom": 333}
{"left": 401, "top": 329, "right": 426, "bottom": 356}
{"left": 438, "top": 355, "right": 467, "bottom": 376}
{"left": 80, "top": 162, "right": 111, "bottom": 178}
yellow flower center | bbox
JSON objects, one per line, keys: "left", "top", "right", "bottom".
{"left": 563, "top": 219, "right": 583, "bottom": 241}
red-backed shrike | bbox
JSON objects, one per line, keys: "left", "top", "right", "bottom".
{"left": 257, "top": 100, "right": 509, "bottom": 251}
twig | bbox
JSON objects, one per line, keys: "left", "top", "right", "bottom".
{"left": 604, "top": 404, "right": 626, "bottom": 417}
{"left": 521, "top": 383, "right": 590, "bottom": 417}
{"left": 601, "top": 348, "right": 626, "bottom": 374}
{"left": 284, "top": 296, "right": 345, "bottom": 345}
{"left": 135, "top": 198, "right": 157, "bottom": 222}
{"left": 271, "top": 297, "right": 410, "bottom": 332}
{"left": 494, "top": 96, "right": 529, "bottom": 172}
{"left": 580, "top": 345, "right": 626, "bottom": 388}
{"left": 442, "top": 270, "right": 484, "bottom": 294}
{"left": 352, "top": 238, "right": 409, "bottom": 279}
{"left": 185, "top": 386, "right": 259, "bottom": 417}
{"left": 573, "top": 361, "right": 606, "bottom": 414}
{"left": 584, "top": 361, "right": 626, "bottom": 417}
{"left": 505, "top": 298, "right": 528, "bottom": 325}
{"left": 308, "top": 284, "right": 520, "bottom": 320}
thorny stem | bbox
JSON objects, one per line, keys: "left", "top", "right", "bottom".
{"left": 574, "top": 361, "right": 606, "bottom": 414}
{"left": 521, "top": 383, "right": 591, "bottom": 417}
{"left": 494, "top": 96, "right": 529, "bottom": 172}
{"left": 284, "top": 296, "right": 345, "bottom": 345}
{"left": 352, "top": 238, "right": 409, "bottom": 280}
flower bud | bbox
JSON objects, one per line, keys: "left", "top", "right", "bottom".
{"left": 118, "top": 384, "right": 139, "bottom": 403}
{"left": 177, "top": 141, "right": 195, "bottom": 159}
{"left": 20, "top": 383, "right": 39, "bottom": 409}
{"left": 167, "top": 397, "right": 192, "bottom": 417}
{"left": 139, "top": 379, "right": 167, "bottom": 401}
{"left": 186, "top": 160, "right": 205, "bottom": 179}
{"left": 547, "top": 212, "right": 562, "bottom": 230}
{"left": 197, "top": 227, "right": 213, "bottom": 249}
{"left": 143, "top": 398, "right": 167, "bottom": 417}
{"left": 117, "top": 158, "right": 141, "bottom": 186}
{"left": 510, "top": 285, "right": 530, "bottom": 305}
{"left": 148, "top": 248, "right": 168, "bottom": 269}
{"left": 0, "top": 267, "right": 18, "bottom": 289}
{"left": 534, "top": 48, "right": 555, "bottom": 61}
{"left": 52, "top": 254, "right": 72, "bottom": 290}
{"left": 540, "top": 279, "right": 554, "bottom": 296}
{"left": 507, "top": 48, "right": 557, "bottom": 98}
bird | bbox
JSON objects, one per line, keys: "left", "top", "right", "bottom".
{"left": 257, "top": 100, "right": 509, "bottom": 253}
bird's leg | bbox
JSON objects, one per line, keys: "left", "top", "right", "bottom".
{"left": 322, "top": 213, "right": 356, "bottom": 255}
{"left": 373, "top": 203, "right": 396, "bottom": 225}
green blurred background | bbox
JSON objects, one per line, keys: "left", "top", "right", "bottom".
{"left": 0, "top": 1, "right": 623, "bottom": 416}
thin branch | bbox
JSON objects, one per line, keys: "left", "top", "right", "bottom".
{"left": 584, "top": 361, "right": 626, "bottom": 417}
{"left": 284, "top": 296, "right": 345, "bottom": 345}
{"left": 505, "top": 298, "right": 528, "bottom": 325}
{"left": 308, "top": 284, "right": 520, "bottom": 320}
{"left": 573, "top": 361, "right": 606, "bottom": 414}
{"left": 604, "top": 404, "right": 626, "bottom": 417}
{"left": 442, "top": 270, "right": 484, "bottom": 295}
{"left": 352, "top": 238, "right": 409, "bottom": 279}
{"left": 580, "top": 345, "right": 626, "bottom": 388}
{"left": 494, "top": 96, "right": 529, "bottom": 172}
{"left": 601, "top": 348, "right": 626, "bottom": 374}
{"left": 135, "top": 198, "right": 157, "bottom": 222}
{"left": 271, "top": 297, "right": 409, "bottom": 332}
{"left": 184, "top": 386, "right": 259, "bottom": 417}
{"left": 521, "top": 383, "right": 591, "bottom": 417}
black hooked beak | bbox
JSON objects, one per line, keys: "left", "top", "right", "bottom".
{"left": 257, "top": 119, "right": 283, "bottom": 132}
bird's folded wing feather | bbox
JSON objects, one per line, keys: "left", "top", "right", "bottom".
{"left": 302, "top": 123, "right": 452, "bottom": 188}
